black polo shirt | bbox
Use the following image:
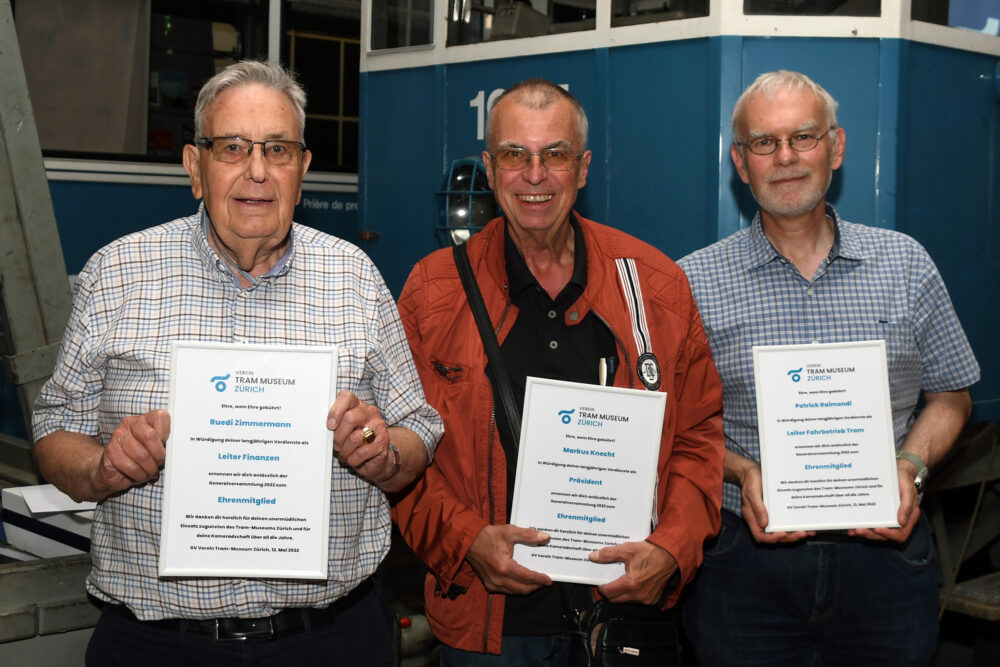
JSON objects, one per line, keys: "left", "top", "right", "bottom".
{"left": 489, "top": 216, "right": 617, "bottom": 636}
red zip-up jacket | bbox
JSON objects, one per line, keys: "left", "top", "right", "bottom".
{"left": 393, "top": 214, "right": 723, "bottom": 654}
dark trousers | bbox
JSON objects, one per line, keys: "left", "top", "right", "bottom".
{"left": 86, "top": 582, "right": 393, "bottom": 667}
{"left": 682, "top": 510, "right": 939, "bottom": 667}
{"left": 440, "top": 634, "right": 571, "bottom": 666}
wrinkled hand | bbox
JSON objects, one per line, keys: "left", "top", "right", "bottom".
{"left": 101, "top": 410, "right": 170, "bottom": 494}
{"left": 591, "top": 540, "right": 676, "bottom": 604}
{"left": 327, "top": 390, "right": 392, "bottom": 483}
{"left": 740, "top": 464, "right": 813, "bottom": 544}
{"left": 466, "top": 524, "right": 552, "bottom": 595}
{"left": 849, "top": 467, "right": 920, "bottom": 543}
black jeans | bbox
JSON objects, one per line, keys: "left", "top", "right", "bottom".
{"left": 86, "top": 582, "right": 393, "bottom": 667}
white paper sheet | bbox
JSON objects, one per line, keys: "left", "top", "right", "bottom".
{"left": 159, "top": 341, "right": 337, "bottom": 579}
{"left": 753, "top": 341, "right": 899, "bottom": 532}
{"left": 510, "top": 377, "right": 666, "bottom": 585}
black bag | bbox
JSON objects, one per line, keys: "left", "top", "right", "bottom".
{"left": 567, "top": 599, "right": 682, "bottom": 667}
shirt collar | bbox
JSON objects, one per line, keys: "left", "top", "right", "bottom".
{"left": 503, "top": 214, "right": 588, "bottom": 298}
{"left": 746, "top": 203, "right": 861, "bottom": 269}
{"left": 194, "top": 204, "right": 295, "bottom": 287}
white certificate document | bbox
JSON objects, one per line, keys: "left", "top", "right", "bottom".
{"left": 509, "top": 377, "right": 666, "bottom": 585}
{"left": 753, "top": 341, "right": 899, "bottom": 532}
{"left": 159, "top": 341, "right": 337, "bottom": 579}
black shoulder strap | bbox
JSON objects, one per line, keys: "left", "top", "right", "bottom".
{"left": 452, "top": 242, "right": 521, "bottom": 450}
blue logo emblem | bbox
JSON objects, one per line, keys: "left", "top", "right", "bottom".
{"left": 558, "top": 409, "right": 575, "bottom": 424}
{"left": 211, "top": 374, "right": 231, "bottom": 392}
{"left": 787, "top": 368, "right": 802, "bottom": 383}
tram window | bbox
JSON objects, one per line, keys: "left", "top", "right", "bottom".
{"left": 913, "top": 0, "right": 1000, "bottom": 34}
{"left": 14, "top": 0, "right": 267, "bottom": 162}
{"left": 743, "top": 0, "right": 879, "bottom": 14}
{"left": 447, "top": 0, "right": 595, "bottom": 46}
{"left": 148, "top": 1, "right": 270, "bottom": 162}
{"left": 370, "top": 0, "right": 433, "bottom": 49}
{"left": 282, "top": 1, "right": 361, "bottom": 172}
{"left": 612, "top": 1, "right": 708, "bottom": 27}
{"left": 14, "top": 0, "right": 362, "bottom": 173}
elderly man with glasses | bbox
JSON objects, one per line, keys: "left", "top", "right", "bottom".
{"left": 392, "top": 78, "right": 724, "bottom": 664}
{"left": 678, "top": 70, "right": 979, "bottom": 666}
{"left": 32, "top": 60, "right": 442, "bottom": 667}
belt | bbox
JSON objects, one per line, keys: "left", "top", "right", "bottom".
{"left": 105, "top": 577, "right": 374, "bottom": 641}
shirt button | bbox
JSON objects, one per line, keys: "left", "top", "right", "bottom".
{"left": 568, "top": 311, "right": 579, "bottom": 321}
{"left": 549, "top": 340, "right": 559, "bottom": 350}
{"left": 548, "top": 309, "right": 557, "bottom": 319}
{"left": 806, "top": 287, "right": 814, "bottom": 296}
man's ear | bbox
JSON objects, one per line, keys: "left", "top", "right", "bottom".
{"left": 731, "top": 143, "right": 750, "bottom": 185}
{"left": 182, "top": 144, "right": 203, "bottom": 199}
{"left": 482, "top": 150, "right": 495, "bottom": 190}
{"left": 576, "top": 150, "right": 592, "bottom": 190}
{"left": 294, "top": 149, "right": 313, "bottom": 204}
{"left": 830, "top": 127, "right": 846, "bottom": 171}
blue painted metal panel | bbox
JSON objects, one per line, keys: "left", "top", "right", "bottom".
{"left": 359, "top": 67, "right": 444, "bottom": 296}
{"left": 715, "top": 35, "right": 747, "bottom": 242}
{"left": 897, "top": 41, "right": 1000, "bottom": 421}
{"left": 604, "top": 38, "right": 716, "bottom": 260}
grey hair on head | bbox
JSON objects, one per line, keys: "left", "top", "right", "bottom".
{"left": 486, "top": 78, "right": 589, "bottom": 152}
{"left": 731, "top": 70, "right": 838, "bottom": 144}
{"left": 193, "top": 60, "right": 307, "bottom": 139}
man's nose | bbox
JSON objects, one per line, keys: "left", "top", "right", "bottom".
{"left": 245, "top": 144, "right": 269, "bottom": 180}
{"left": 522, "top": 153, "right": 547, "bottom": 182}
{"left": 774, "top": 140, "right": 798, "bottom": 164}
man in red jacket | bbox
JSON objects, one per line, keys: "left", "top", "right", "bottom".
{"left": 394, "top": 78, "right": 724, "bottom": 664}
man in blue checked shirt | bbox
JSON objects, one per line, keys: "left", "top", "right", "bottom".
{"left": 32, "top": 60, "right": 442, "bottom": 667}
{"left": 679, "top": 70, "right": 980, "bottom": 666}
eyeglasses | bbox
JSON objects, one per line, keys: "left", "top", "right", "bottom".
{"left": 489, "top": 147, "right": 582, "bottom": 171}
{"left": 197, "top": 136, "right": 307, "bottom": 165}
{"left": 739, "top": 127, "right": 835, "bottom": 156}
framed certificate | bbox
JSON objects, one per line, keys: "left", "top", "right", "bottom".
{"left": 509, "top": 377, "right": 666, "bottom": 585}
{"left": 159, "top": 341, "right": 338, "bottom": 579}
{"left": 753, "top": 340, "right": 899, "bottom": 532}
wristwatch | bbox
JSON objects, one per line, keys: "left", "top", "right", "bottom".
{"left": 896, "top": 451, "right": 929, "bottom": 490}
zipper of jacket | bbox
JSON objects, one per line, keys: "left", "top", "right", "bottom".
{"left": 482, "top": 295, "right": 513, "bottom": 653}
{"left": 593, "top": 310, "right": 634, "bottom": 387}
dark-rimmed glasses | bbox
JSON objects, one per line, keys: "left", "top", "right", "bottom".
{"left": 197, "top": 136, "right": 307, "bottom": 165}
{"left": 489, "top": 147, "right": 582, "bottom": 171}
{"left": 739, "top": 127, "right": 835, "bottom": 156}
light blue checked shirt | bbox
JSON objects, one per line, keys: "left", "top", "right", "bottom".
{"left": 678, "top": 206, "right": 979, "bottom": 516}
{"left": 33, "top": 206, "right": 443, "bottom": 620}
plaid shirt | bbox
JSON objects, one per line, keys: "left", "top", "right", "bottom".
{"left": 678, "top": 206, "right": 979, "bottom": 516}
{"left": 33, "top": 206, "right": 443, "bottom": 619}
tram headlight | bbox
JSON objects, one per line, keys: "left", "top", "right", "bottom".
{"left": 437, "top": 156, "right": 496, "bottom": 246}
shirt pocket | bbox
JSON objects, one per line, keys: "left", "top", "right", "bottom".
{"left": 837, "top": 320, "right": 918, "bottom": 378}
